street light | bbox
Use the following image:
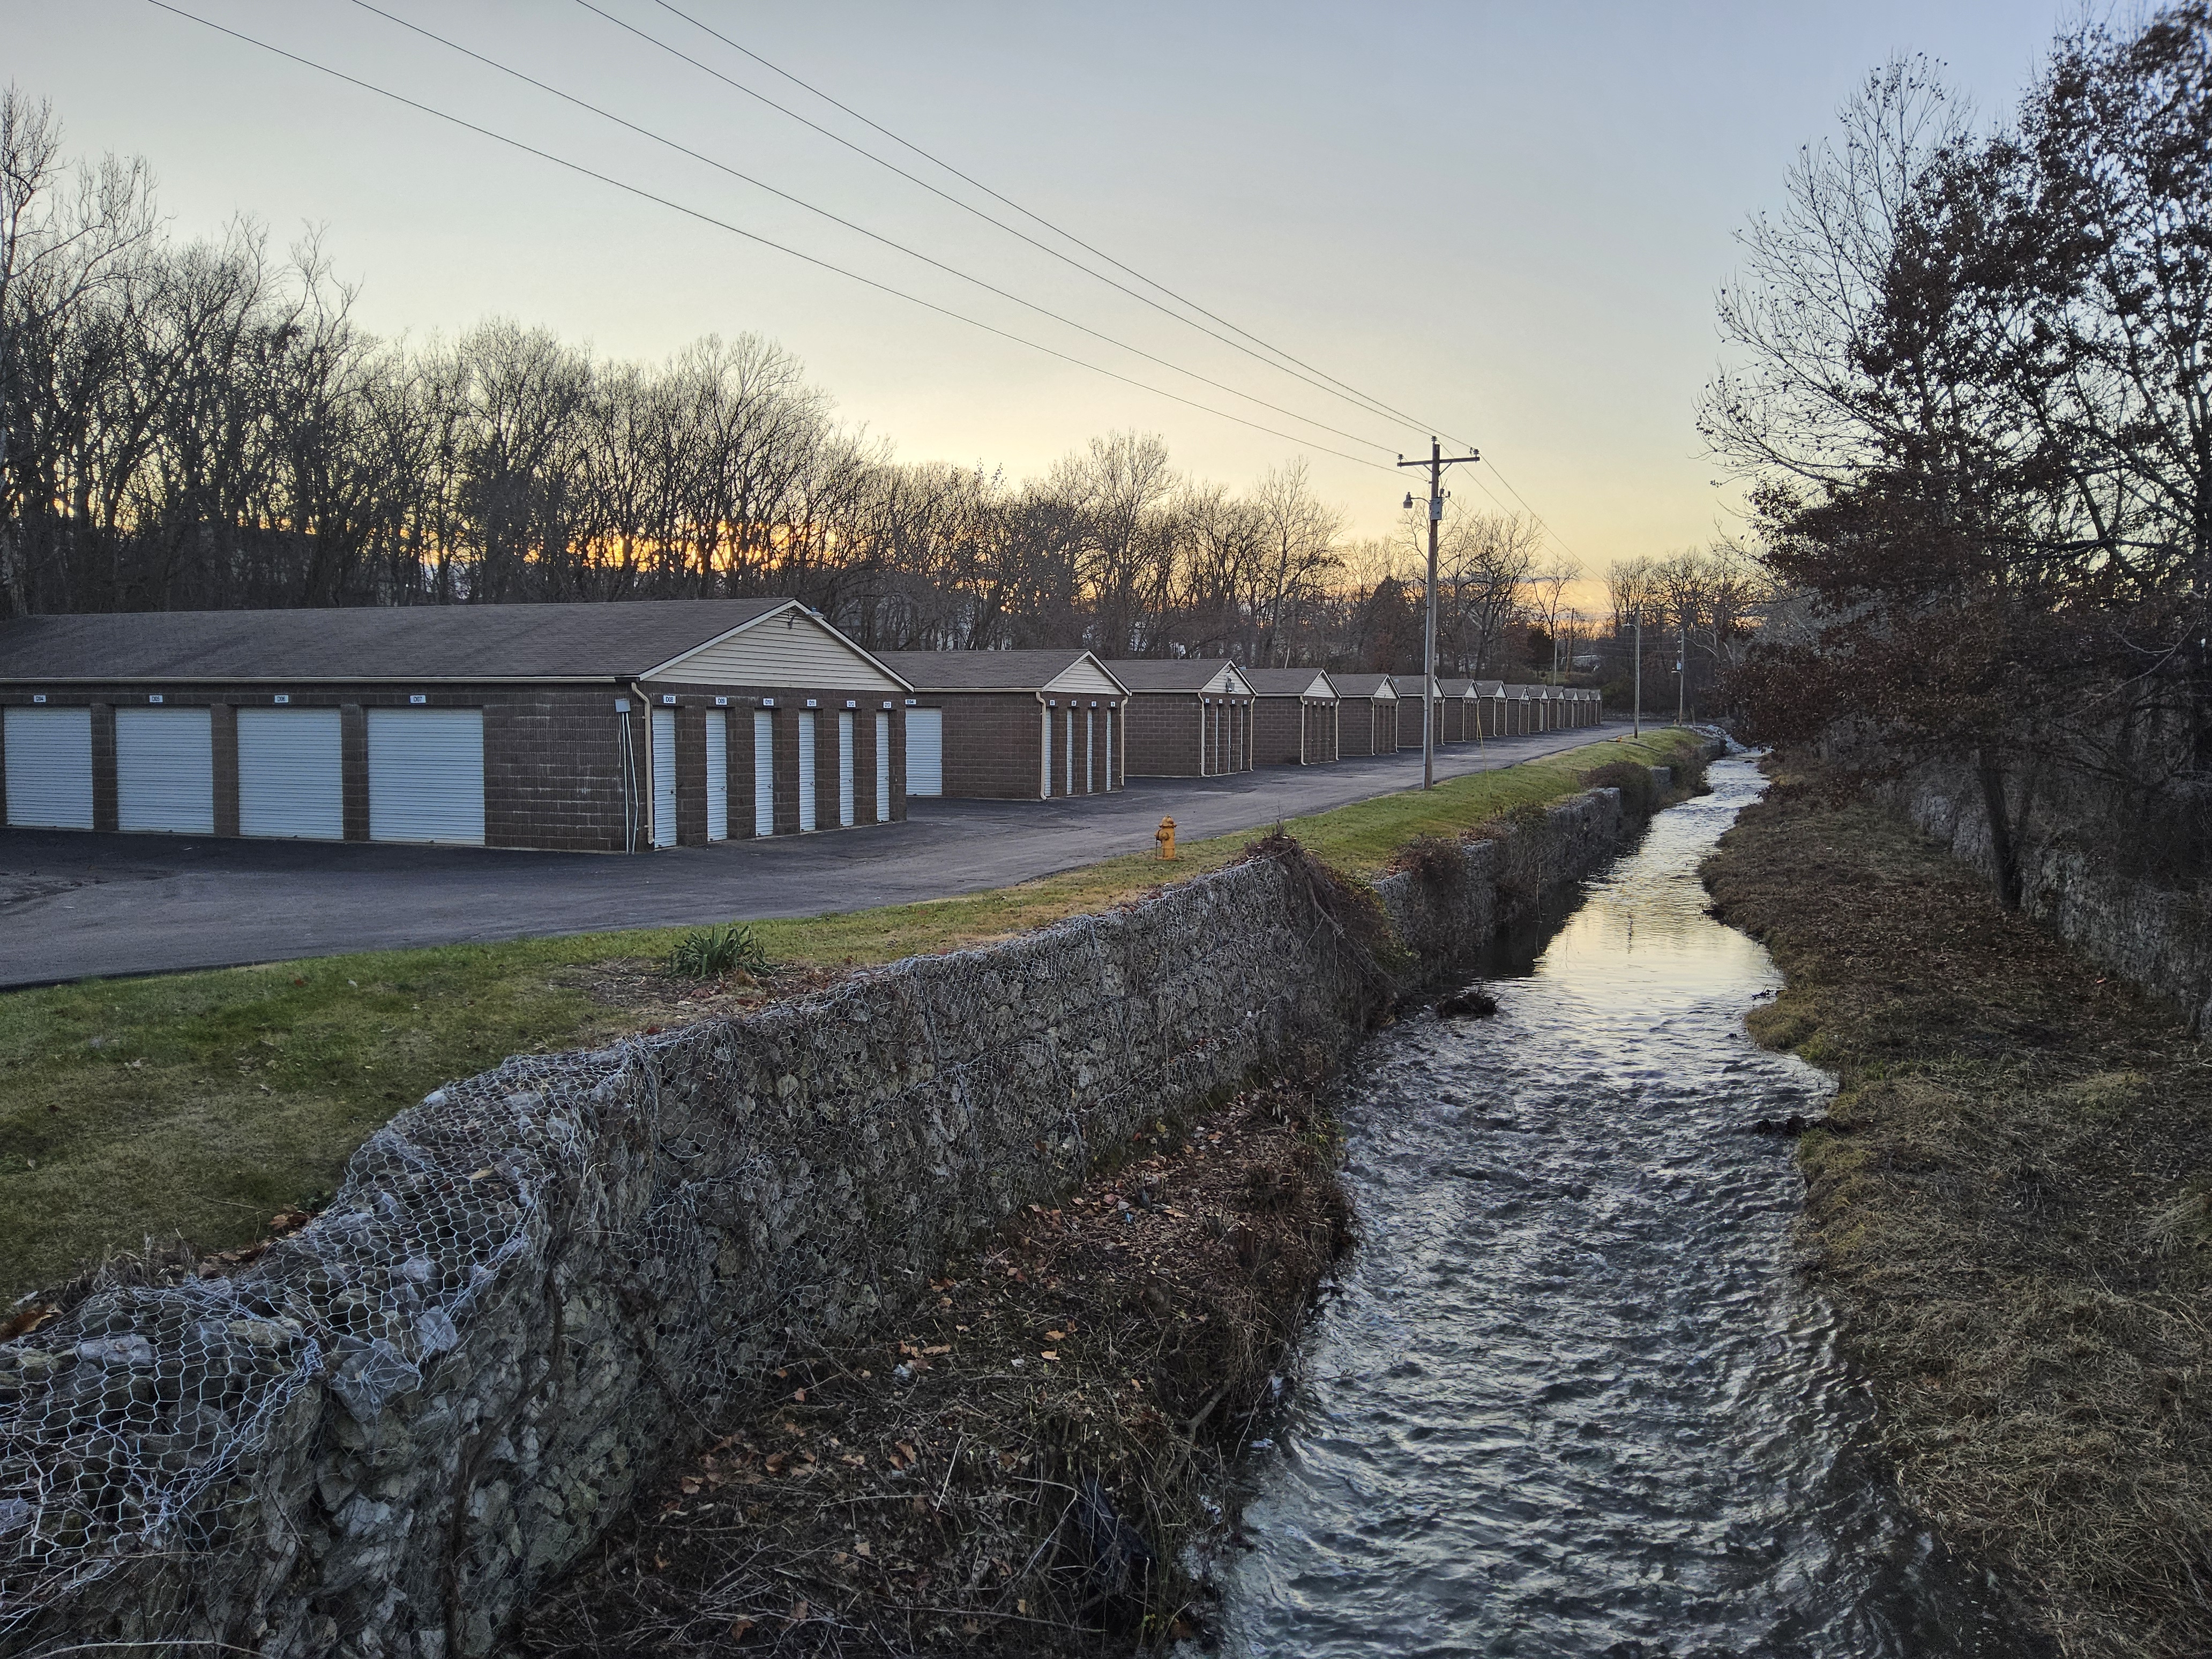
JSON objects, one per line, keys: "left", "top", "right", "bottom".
{"left": 1630, "top": 610, "right": 1642, "bottom": 738}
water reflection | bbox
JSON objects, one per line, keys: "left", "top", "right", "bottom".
{"left": 1219, "top": 757, "right": 2027, "bottom": 1658}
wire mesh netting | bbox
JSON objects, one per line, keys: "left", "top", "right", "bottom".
{"left": 0, "top": 849, "right": 1391, "bottom": 1658}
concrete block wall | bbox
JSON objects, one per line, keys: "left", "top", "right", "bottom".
{"left": 1124, "top": 693, "right": 1201, "bottom": 778}
{"left": 0, "top": 780, "right": 1659, "bottom": 1659}
{"left": 1251, "top": 699, "right": 1309, "bottom": 766}
{"left": 1902, "top": 759, "right": 2212, "bottom": 1032}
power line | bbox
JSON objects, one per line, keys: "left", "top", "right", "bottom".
{"left": 586, "top": 0, "right": 1425, "bottom": 437}
{"left": 622, "top": 2, "right": 1596, "bottom": 563}
{"left": 346, "top": 0, "right": 1403, "bottom": 458}
{"left": 141, "top": 0, "right": 1403, "bottom": 474}
{"left": 1479, "top": 457, "right": 1588, "bottom": 567}
{"left": 650, "top": 0, "right": 1479, "bottom": 442}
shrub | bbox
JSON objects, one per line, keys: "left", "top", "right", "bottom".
{"left": 1582, "top": 759, "right": 1662, "bottom": 821}
{"left": 1392, "top": 832, "right": 1471, "bottom": 894}
{"left": 665, "top": 922, "right": 771, "bottom": 981}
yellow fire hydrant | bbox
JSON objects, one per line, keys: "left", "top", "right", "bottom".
{"left": 1155, "top": 816, "right": 1177, "bottom": 861}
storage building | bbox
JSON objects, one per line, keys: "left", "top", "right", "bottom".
{"left": 1107, "top": 660, "right": 1254, "bottom": 777}
{"left": 1503, "top": 683, "right": 1536, "bottom": 735}
{"left": 1243, "top": 668, "right": 1339, "bottom": 766}
{"left": 1437, "top": 678, "right": 1473, "bottom": 743}
{"left": 1327, "top": 673, "right": 1399, "bottom": 758}
{"left": 871, "top": 649, "right": 1126, "bottom": 801}
{"left": 1472, "top": 680, "right": 1507, "bottom": 737}
{"left": 0, "top": 599, "right": 911, "bottom": 853}
{"left": 1389, "top": 675, "right": 1441, "bottom": 750}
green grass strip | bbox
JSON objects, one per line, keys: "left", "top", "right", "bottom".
{"left": 0, "top": 729, "right": 1701, "bottom": 1297}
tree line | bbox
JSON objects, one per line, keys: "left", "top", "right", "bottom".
{"left": 0, "top": 87, "right": 1601, "bottom": 678}
{"left": 1707, "top": 4, "right": 2212, "bottom": 891}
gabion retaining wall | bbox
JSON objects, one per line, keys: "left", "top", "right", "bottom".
{"left": 0, "top": 784, "right": 1639, "bottom": 1659}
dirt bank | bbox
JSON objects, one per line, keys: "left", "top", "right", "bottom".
{"left": 517, "top": 1072, "right": 1350, "bottom": 1657}
{"left": 1703, "top": 755, "right": 2212, "bottom": 1659}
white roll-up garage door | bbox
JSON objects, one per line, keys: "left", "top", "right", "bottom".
{"left": 651, "top": 708, "right": 677, "bottom": 848}
{"left": 796, "top": 711, "right": 818, "bottom": 832}
{"left": 752, "top": 711, "right": 774, "bottom": 836}
{"left": 705, "top": 712, "right": 728, "bottom": 841}
{"left": 116, "top": 708, "right": 213, "bottom": 834}
{"left": 4, "top": 707, "right": 94, "bottom": 829}
{"left": 905, "top": 707, "right": 943, "bottom": 797}
{"left": 237, "top": 708, "right": 342, "bottom": 840}
{"left": 874, "top": 712, "right": 891, "bottom": 822}
{"left": 367, "top": 708, "right": 484, "bottom": 845}
{"left": 838, "top": 711, "right": 855, "bottom": 827}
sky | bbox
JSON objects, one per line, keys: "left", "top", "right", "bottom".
{"left": 6, "top": 1, "right": 2079, "bottom": 587}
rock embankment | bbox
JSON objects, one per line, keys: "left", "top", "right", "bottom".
{"left": 0, "top": 766, "right": 1688, "bottom": 1659}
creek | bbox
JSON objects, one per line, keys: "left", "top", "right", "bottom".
{"left": 1219, "top": 756, "right": 2029, "bottom": 1657}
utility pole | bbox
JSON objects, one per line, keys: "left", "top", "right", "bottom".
{"left": 1631, "top": 611, "right": 1642, "bottom": 738}
{"left": 1398, "top": 437, "right": 1480, "bottom": 789}
{"left": 1677, "top": 614, "right": 1687, "bottom": 726}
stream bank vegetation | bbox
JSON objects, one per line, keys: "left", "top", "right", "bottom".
{"left": 1705, "top": 5, "right": 2211, "bottom": 920}
{"left": 0, "top": 730, "right": 1701, "bottom": 1299}
{"left": 1705, "top": 755, "right": 2212, "bottom": 1659}
{"left": 519, "top": 1072, "right": 1349, "bottom": 1657}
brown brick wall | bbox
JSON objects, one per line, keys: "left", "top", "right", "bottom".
{"left": 1252, "top": 697, "right": 1310, "bottom": 766}
{"left": 91, "top": 703, "right": 117, "bottom": 831}
{"left": 937, "top": 692, "right": 1043, "bottom": 798}
{"left": 1125, "top": 692, "right": 1202, "bottom": 777}
{"left": 924, "top": 691, "right": 1125, "bottom": 798}
{"left": 1337, "top": 698, "right": 1377, "bottom": 757}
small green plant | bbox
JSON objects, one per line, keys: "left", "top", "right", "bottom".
{"left": 665, "top": 923, "right": 771, "bottom": 981}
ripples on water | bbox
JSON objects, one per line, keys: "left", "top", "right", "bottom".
{"left": 1221, "top": 757, "right": 2028, "bottom": 1658}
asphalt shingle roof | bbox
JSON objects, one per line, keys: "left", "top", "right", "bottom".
{"left": 870, "top": 649, "right": 1121, "bottom": 692}
{"left": 1099, "top": 660, "right": 1239, "bottom": 692}
{"left": 1240, "top": 668, "right": 1335, "bottom": 698}
{"left": 0, "top": 599, "right": 799, "bottom": 682}
{"left": 1328, "top": 672, "right": 1395, "bottom": 698}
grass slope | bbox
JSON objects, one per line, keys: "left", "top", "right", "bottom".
{"left": 1704, "top": 756, "right": 2212, "bottom": 1659}
{"left": 1, "top": 730, "right": 1697, "bottom": 1299}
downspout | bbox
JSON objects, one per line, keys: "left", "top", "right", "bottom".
{"left": 614, "top": 684, "right": 638, "bottom": 853}
{"left": 629, "top": 681, "right": 652, "bottom": 852}
{"left": 1036, "top": 691, "right": 1050, "bottom": 800}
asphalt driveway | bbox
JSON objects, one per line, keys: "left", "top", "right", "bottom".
{"left": 0, "top": 726, "right": 1628, "bottom": 985}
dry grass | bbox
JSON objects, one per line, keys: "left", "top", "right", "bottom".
{"left": 1703, "top": 753, "right": 2212, "bottom": 1659}
{"left": 518, "top": 1075, "right": 1349, "bottom": 1657}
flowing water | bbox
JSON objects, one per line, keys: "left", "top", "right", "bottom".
{"left": 1219, "top": 756, "right": 2029, "bottom": 1657}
